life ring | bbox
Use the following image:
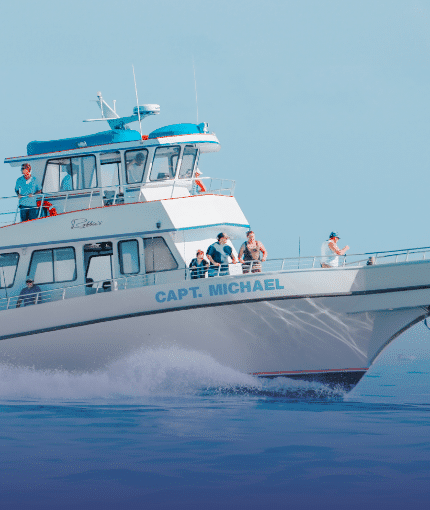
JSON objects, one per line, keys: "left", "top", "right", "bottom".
{"left": 195, "top": 179, "right": 206, "bottom": 192}
{"left": 36, "top": 200, "right": 57, "bottom": 217}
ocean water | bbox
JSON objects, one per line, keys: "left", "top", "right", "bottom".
{"left": 1, "top": 326, "right": 429, "bottom": 510}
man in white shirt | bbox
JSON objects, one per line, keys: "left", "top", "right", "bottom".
{"left": 321, "top": 232, "right": 350, "bottom": 268}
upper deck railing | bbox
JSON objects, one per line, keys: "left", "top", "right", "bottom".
{"left": 0, "top": 177, "right": 235, "bottom": 227}
{"left": 1, "top": 246, "right": 430, "bottom": 312}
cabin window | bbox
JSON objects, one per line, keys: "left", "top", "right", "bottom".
{"left": 43, "top": 155, "right": 97, "bottom": 192}
{"left": 86, "top": 255, "right": 112, "bottom": 283}
{"left": 143, "top": 237, "right": 178, "bottom": 273}
{"left": 149, "top": 146, "right": 180, "bottom": 181}
{"left": 84, "top": 243, "right": 113, "bottom": 290}
{"left": 118, "top": 240, "right": 140, "bottom": 275}
{"left": 178, "top": 146, "right": 198, "bottom": 179}
{"left": 125, "top": 149, "right": 148, "bottom": 184}
{"left": 28, "top": 247, "right": 77, "bottom": 284}
{"left": 100, "top": 151, "right": 120, "bottom": 188}
{"left": 0, "top": 252, "right": 19, "bottom": 288}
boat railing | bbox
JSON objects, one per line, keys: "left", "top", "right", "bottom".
{"left": 0, "top": 177, "right": 235, "bottom": 227}
{"left": 2, "top": 246, "right": 430, "bottom": 311}
{"left": 262, "top": 246, "right": 430, "bottom": 271}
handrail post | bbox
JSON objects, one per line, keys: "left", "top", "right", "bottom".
{"left": 37, "top": 194, "right": 45, "bottom": 218}
{"left": 64, "top": 191, "right": 69, "bottom": 213}
{"left": 312, "top": 257, "right": 315, "bottom": 268}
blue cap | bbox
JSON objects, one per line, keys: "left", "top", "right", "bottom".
{"left": 329, "top": 231, "right": 340, "bottom": 239}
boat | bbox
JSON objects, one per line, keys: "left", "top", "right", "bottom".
{"left": 1, "top": 91, "right": 430, "bottom": 390}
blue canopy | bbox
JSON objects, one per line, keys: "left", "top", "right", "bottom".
{"left": 27, "top": 130, "right": 142, "bottom": 156}
{"left": 149, "top": 123, "right": 208, "bottom": 139}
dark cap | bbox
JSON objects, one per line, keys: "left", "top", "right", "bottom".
{"left": 26, "top": 277, "right": 34, "bottom": 283}
{"left": 329, "top": 231, "right": 340, "bottom": 239}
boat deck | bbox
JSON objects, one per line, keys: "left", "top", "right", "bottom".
{"left": 2, "top": 246, "right": 430, "bottom": 311}
{"left": 0, "top": 177, "right": 235, "bottom": 228}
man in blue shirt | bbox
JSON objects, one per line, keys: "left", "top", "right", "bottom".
{"left": 15, "top": 163, "right": 42, "bottom": 221}
{"left": 60, "top": 165, "right": 73, "bottom": 191}
{"left": 16, "top": 278, "right": 42, "bottom": 307}
{"left": 206, "top": 233, "right": 237, "bottom": 277}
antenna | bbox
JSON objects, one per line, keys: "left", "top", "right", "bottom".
{"left": 132, "top": 64, "right": 143, "bottom": 137}
{"left": 193, "top": 56, "right": 199, "bottom": 124}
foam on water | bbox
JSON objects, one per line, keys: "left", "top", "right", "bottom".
{"left": 0, "top": 346, "right": 343, "bottom": 401}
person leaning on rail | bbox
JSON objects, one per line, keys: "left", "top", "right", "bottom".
{"left": 321, "top": 231, "right": 350, "bottom": 268}
{"left": 206, "top": 233, "right": 237, "bottom": 277}
{"left": 238, "top": 230, "right": 267, "bottom": 274}
{"left": 189, "top": 250, "right": 209, "bottom": 279}
{"left": 16, "top": 278, "right": 42, "bottom": 307}
{"left": 15, "top": 163, "right": 42, "bottom": 222}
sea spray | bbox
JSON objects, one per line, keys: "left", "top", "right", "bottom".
{"left": 0, "top": 346, "right": 344, "bottom": 401}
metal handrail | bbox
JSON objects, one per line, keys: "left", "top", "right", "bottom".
{"left": 0, "top": 177, "right": 235, "bottom": 227}
{"left": 2, "top": 247, "right": 430, "bottom": 312}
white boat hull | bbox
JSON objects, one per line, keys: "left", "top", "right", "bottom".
{"left": 1, "top": 260, "right": 430, "bottom": 389}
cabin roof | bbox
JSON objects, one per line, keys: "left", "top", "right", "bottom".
{"left": 4, "top": 126, "right": 220, "bottom": 166}
{"left": 27, "top": 130, "right": 142, "bottom": 156}
{"left": 26, "top": 123, "right": 209, "bottom": 157}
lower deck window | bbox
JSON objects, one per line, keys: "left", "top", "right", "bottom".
{"left": 28, "top": 247, "right": 77, "bottom": 284}
{"left": 0, "top": 252, "right": 19, "bottom": 288}
{"left": 143, "top": 237, "right": 178, "bottom": 272}
{"left": 118, "top": 240, "right": 140, "bottom": 274}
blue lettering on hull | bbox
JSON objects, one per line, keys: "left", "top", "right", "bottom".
{"left": 155, "top": 279, "right": 285, "bottom": 303}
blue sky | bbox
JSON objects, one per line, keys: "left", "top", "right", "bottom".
{"left": 1, "top": 0, "right": 430, "bottom": 260}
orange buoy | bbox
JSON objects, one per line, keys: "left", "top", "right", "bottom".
{"left": 195, "top": 179, "right": 206, "bottom": 192}
{"left": 37, "top": 200, "right": 57, "bottom": 217}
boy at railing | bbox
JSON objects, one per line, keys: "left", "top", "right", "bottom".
{"left": 189, "top": 250, "right": 209, "bottom": 279}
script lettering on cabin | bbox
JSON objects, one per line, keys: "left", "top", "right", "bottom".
{"left": 155, "top": 279, "right": 284, "bottom": 304}
{"left": 71, "top": 218, "right": 102, "bottom": 229}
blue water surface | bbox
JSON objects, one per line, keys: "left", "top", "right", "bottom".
{"left": 1, "top": 325, "right": 429, "bottom": 510}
